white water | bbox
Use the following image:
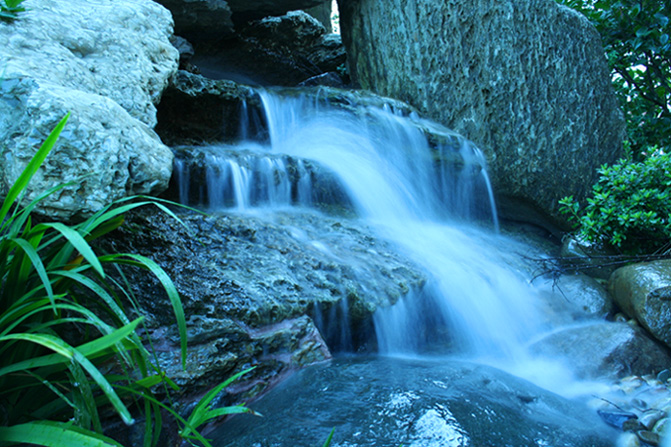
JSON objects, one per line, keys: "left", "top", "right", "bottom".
{"left": 176, "top": 89, "right": 593, "bottom": 394}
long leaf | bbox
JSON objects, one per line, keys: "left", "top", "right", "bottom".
{"left": 35, "top": 222, "right": 104, "bottom": 277}
{"left": 0, "top": 333, "right": 134, "bottom": 425}
{"left": 99, "top": 253, "right": 187, "bottom": 367}
{"left": 184, "top": 367, "right": 255, "bottom": 436}
{"left": 0, "top": 113, "right": 69, "bottom": 227}
{"left": 0, "top": 318, "right": 142, "bottom": 376}
{"left": 0, "top": 421, "right": 121, "bottom": 447}
{"left": 8, "top": 237, "right": 55, "bottom": 311}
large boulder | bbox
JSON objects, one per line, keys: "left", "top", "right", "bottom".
{"left": 0, "top": 0, "right": 178, "bottom": 219}
{"left": 529, "top": 321, "right": 671, "bottom": 379}
{"left": 152, "top": 0, "right": 235, "bottom": 42}
{"left": 337, "top": 0, "right": 625, "bottom": 225}
{"left": 210, "top": 357, "right": 617, "bottom": 446}
{"left": 609, "top": 260, "right": 671, "bottom": 349}
{"left": 190, "top": 11, "right": 346, "bottom": 86}
{"left": 98, "top": 208, "right": 426, "bottom": 399}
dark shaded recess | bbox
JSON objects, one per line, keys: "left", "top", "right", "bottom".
{"left": 155, "top": 71, "right": 260, "bottom": 146}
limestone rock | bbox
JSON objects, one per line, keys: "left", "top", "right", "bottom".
{"left": 97, "top": 208, "right": 426, "bottom": 396}
{"left": 609, "top": 260, "right": 671, "bottom": 349}
{"left": 153, "top": 0, "right": 235, "bottom": 42}
{"left": 211, "top": 357, "right": 617, "bottom": 446}
{"left": 191, "top": 11, "right": 346, "bottom": 86}
{"left": 338, "top": 0, "right": 625, "bottom": 225}
{"left": 0, "top": 0, "right": 178, "bottom": 219}
{"left": 156, "top": 71, "right": 257, "bottom": 145}
{"left": 226, "top": 0, "right": 326, "bottom": 21}
{"left": 529, "top": 322, "right": 671, "bottom": 379}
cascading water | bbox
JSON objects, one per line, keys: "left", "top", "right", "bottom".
{"left": 175, "top": 88, "right": 585, "bottom": 389}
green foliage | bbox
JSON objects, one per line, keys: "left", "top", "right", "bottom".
{"left": 557, "top": 0, "right": 671, "bottom": 159}
{"left": 0, "top": 0, "right": 26, "bottom": 22}
{"left": 0, "top": 115, "right": 254, "bottom": 446}
{"left": 559, "top": 152, "right": 671, "bottom": 254}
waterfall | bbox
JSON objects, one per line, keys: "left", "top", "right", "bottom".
{"left": 176, "top": 88, "right": 552, "bottom": 365}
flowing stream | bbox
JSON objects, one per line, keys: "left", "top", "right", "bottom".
{"left": 176, "top": 89, "right": 619, "bottom": 445}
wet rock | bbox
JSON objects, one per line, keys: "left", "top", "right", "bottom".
{"left": 191, "top": 11, "right": 346, "bottom": 86}
{"left": 0, "top": 0, "right": 177, "bottom": 219}
{"left": 597, "top": 410, "right": 638, "bottom": 429}
{"left": 549, "top": 272, "right": 614, "bottom": 318}
{"left": 338, "top": 0, "right": 624, "bottom": 226}
{"left": 209, "top": 357, "right": 617, "bottom": 446}
{"left": 529, "top": 322, "right": 671, "bottom": 379}
{"left": 98, "top": 208, "right": 426, "bottom": 398}
{"left": 638, "top": 430, "right": 661, "bottom": 446}
{"left": 609, "top": 260, "right": 671, "bottom": 350}
{"left": 156, "top": 71, "right": 257, "bottom": 145}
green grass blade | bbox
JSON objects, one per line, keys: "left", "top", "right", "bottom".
{"left": 0, "top": 333, "right": 133, "bottom": 424}
{"left": 9, "top": 237, "right": 56, "bottom": 311}
{"left": 0, "top": 421, "right": 122, "bottom": 447}
{"left": 36, "top": 222, "right": 104, "bottom": 277}
{"left": 0, "top": 318, "right": 143, "bottom": 376}
{"left": 100, "top": 253, "right": 187, "bottom": 368}
{"left": 0, "top": 113, "right": 69, "bottom": 226}
{"left": 322, "top": 428, "right": 336, "bottom": 447}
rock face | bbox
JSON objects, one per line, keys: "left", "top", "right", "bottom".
{"left": 226, "top": 0, "right": 327, "bottom": 21}
{"left": 99, "top": 209, "right": 426, "bottom": 398}
{"left": 191, "top": 11, "right": 346, "bottom": 86}
{"left": 0, "top": 0, "right": 178, "bottom": 219}
{"left": 609, "top": 260, "right": 671, "bottom": 349}
{"left": 337, "top": 0, "right": 625, "bottom": 225}
{"left": 529, "top": 322, "right": 671, "bottom": 379}
{"left": 153, "top": 0, "right": 235, "bottom": 42}
{"left": 210, "top": 357, "right": 617, "bottom": 446}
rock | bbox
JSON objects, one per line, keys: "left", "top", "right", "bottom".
{"left": 209, "top": 357, "right": 617, "bottom": 446}
{"left": 304, "top": 0, "right": 333, "bottom": 30}
{"left": 551, "top": 273, "right": 614, "bottom": 318}
{"left": 529, "top": 322, "right": 671, "bottom": 379}
{"left": 153, "top": 0, "right": 235, "bottom": 42}
{"left": 156, "top": 70, "right": 257, "bottom": 145}
{"left": 190, "top": 11, "right": 346, "bottom": 86}
{"left": 609, "top": 260, "right": 671, "bottom": 349}
{"left": 638, "top": 430, "right": 661, "bottom": 446}
{"left": 0, "top": 0, "right": 178, "bottom": 219}
{"left": 97, "top": 208, "right": 426, "bottom": 397}
{"left": 226, "top": 0, "right": 327, "bottom": 21}
{"left": 337, "top": 0, "right": 625, "bottom": 225}
{"left": 597, "top": 410, "right": 638, "bottom": 429}
{"left": 619, "top": 432, "right": 642, "bottom": 447}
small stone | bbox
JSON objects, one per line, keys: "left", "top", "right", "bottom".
{"left": 618, "top": 432, "right": 641, "bottom": 447}
{"left": 653, "top": 417, "right": 670, "bottom": 435}
{"left": 639, "top": 410, "right": 665, "bottom": 430}
{"left": 597, "top": 409, "right": 638, "bottom": 429}
{"left": 637, "top": 430, "right": 661, "bottom": 446}
{"left": 657, "top": 369, "right": 671, "bottom": 383}
{"left": 624, "top": 418, "right": 645, "bottom": 432}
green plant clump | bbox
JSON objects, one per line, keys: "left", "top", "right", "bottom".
{"left": 559, "top": 151, "right": 671, "bottom": 254}
{"left": 0, "top": 0, "right": 26, "bottom": 22}
{"left": 0, "top": 114, "right": 254, "bottom": 447}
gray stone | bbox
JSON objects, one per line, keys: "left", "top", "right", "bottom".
{"left": 552, "top": 273, "right": 614, "bottom": 318}
{"left": 210, "top": 357, "right": 617, "bottom": 446}
{"left": 0, "top": 0, "right": 178, "bottom": 219}
{"left": 97, "top": 208, "right": 426, "bottom": 397}
{"left": 305, "top": 0, "right": 333, "bottom": 31}
{"left": 337, "top": 0, "right": 625, "bottom": 225}
{"left": 609, "top": 260, "right": 671, "bottom": 349}
{"left": 153, "top": 0, "right": 235, "bottom": 42}
{"left": 529, "top": 322, "right": 671, "bottom": 379}
{"left": 191, "top": 11, "right": 346, "bottom": 86}
{"left": 226, "top": 0, "right": 326, "bottom": 21}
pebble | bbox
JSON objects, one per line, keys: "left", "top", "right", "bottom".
{"left": 598, "top": 371, "right": 671, "bottom": 446}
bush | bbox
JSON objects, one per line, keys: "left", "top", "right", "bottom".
{"left": 559, "top": 151, "right": 671, "bottom": 254}
{"left": 0, "top": 115, "right": 253, "bottom": 447}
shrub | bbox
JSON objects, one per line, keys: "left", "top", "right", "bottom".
{"left": 0, "top": 115, "right": 253, "bottom": 446}
{"left": 0, "top": 0, "right": 25, "bottom": 22}
{"left": 559, "top": 150, "right": 671, "bottom": 254}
